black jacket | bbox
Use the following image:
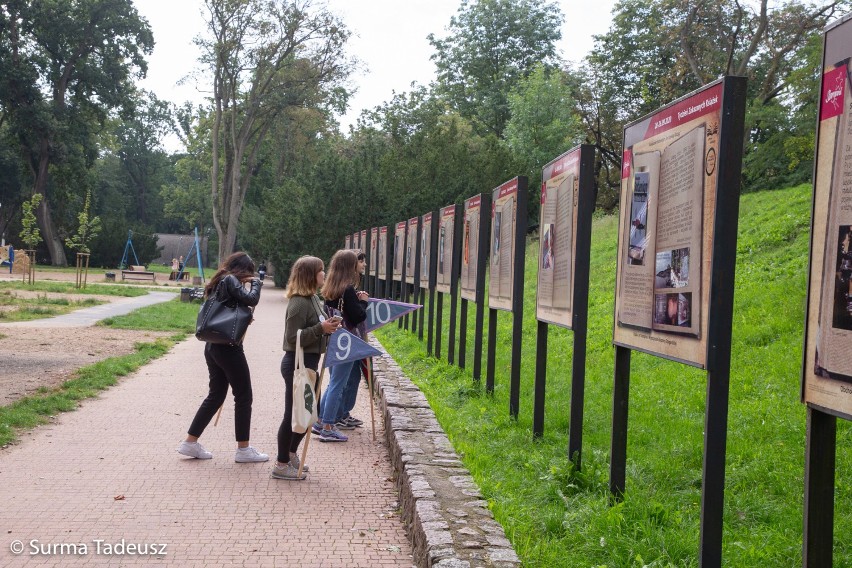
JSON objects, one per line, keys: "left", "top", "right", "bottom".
{"left": 324, "top": 284, "right": 366, "bottom": 328}
{"left": 215, "top": 274, "right": 261, "bottom": 307}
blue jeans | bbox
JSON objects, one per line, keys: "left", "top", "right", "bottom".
{"left": 320, "top": 360, "right": 356, "bottom": 425}
{"left": 338, "top": 361, "right": 363, "bottom": 421}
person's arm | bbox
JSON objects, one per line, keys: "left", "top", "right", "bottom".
{"left": 224, "top": 274, "right": 261, "bottom": 307}
{"left": 285, "top": 297, "right": 324, "bottom": 348}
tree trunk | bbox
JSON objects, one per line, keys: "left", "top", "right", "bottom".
{"left": 33, "top": 147, "right": 68, "bottom": 267}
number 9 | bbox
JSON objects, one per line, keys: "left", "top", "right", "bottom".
{"left": 336, "top": 332, "right": 351, "bottom": 360}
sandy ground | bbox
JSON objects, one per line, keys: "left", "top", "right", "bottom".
{"left": 0, "top": 270, "right": 176, "bottom": 405}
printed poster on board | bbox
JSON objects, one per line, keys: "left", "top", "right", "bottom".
{"left": 392, "top": 221, "right": 406, "bottom": 282}
{"left": 536, "top": 148, "right": 580, "bottom": 328}
{"left": 369, "top": 227, "right": 378, "bottom": 274}
{"left": 613, "top": 80, "right": 727, "bottom": 368}
{"left": 489, "top": 179, "right": 519, "bottom": 312}
{"left": 420, "top": 212, "right": 433, "bottom": 288}
{"left": 377, "top": 226, "right": 388, "bottom": 279}
{"left": 461, "top": 195, "right": 483, "bottom": 301}
{"left": 435, "top": 205, "right": 456, "bottom": 294}
{"left": 803, "top": 17, "right": 852, "bottom": 417}
{"left": 406, "top": 216, "right": 419, "bottom": 285}
{"left": 358, "top": 229, "right": 366, "bottom": 252}
{"left": 345, "top": 234, "right": 351, "bottom": 249}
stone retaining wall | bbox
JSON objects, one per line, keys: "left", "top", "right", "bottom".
{"left": 370, "top": 337, "right": 521, "bottom": 568}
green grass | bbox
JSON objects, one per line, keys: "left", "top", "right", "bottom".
{"left": 99, "top": 297, "right": 200, "bottom": 333}
{"left": 0, "top": 338, "right": 178, "bottom": 446}
{"left": 0, "top": 281, "right": 150, "bottom": 296}
{"left": 376, "top": 183, "right": 849, "bottom": 566}
{"left": 0, "top": 291, "right": 104, "bottom": 321}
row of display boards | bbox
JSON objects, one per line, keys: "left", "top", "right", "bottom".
{"left": 340, "top": 16, "right": 851, "bottom": 567}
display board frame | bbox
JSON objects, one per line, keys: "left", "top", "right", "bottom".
{"left": 609, "top": 76, "right": 747, "bottom": 568}
{"left": 376, "top": 226, "right": 388, "bottom": 297}
{"left": 369, "top": 227, "right": 379, "bottom": 296}
{"left": 435, "top": 205, "right": 457, "bottom": 295}
{"left": 458, "top": 193, "right": 491, "bottom": 378}
{"left": 392, "top": 221, "right": 406, "bottom": 285}
{"left": 801, "top": 14, "right": 852, "bottom": 567}
{"left": 344, "top": 234, "right": 351, "bottom": 250}
{"left": 425, "top": 210, "right": 440, "bottom": 355}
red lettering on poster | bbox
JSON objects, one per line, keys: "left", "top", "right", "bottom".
{"left": 821, "top": 64, "right": 847, "bottom": 121}
{"left": 643, "top": 83, "right": 722, "bottom": 139}
{"left": 621, "top": 149, "right": 632, "bottom": 180}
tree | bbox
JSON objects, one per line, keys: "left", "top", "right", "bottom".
{"left": 429, "top": 0, "right": 563, "bottom": 138}
{"left": 19, "top": 194, "right": 42, "bottom": 251}
{"left": 65, "top": 190, "right": 101, "bottom": 254}
{"left": 0, "top": 0, "right": 153, "bottom": 266}
{"left": 503, "top": 65, "right": 583, "bottom": 219}
{"left": 199, "top": 0, "right": 354, "bottom": 261}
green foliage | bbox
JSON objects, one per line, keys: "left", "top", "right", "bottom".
{"left": 18, "top": 194, "right": 43, "bottom": 250}
{"left": 64, "top": 190, "right": 102, "bottom": 254}
{"left": 99, "top": 297, "right": 197, "bottom": 333}
{"left": 377, "top": 184, "right": 846, "bottom": 565}
{"left": 429, "top": 0, "right": 564, "bottom": 138}
{"left": 0, "top": 281, "right": 148, "bottom": 297}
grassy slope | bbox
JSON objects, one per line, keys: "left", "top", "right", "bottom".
{"left": 376, "top": 183, "right": 851, "bottom": 567}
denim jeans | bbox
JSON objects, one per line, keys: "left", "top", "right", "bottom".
{"left": 336, "top": 360, "right": 363, "bottom": 422}
{"left": 320, "top": 360, "right": 355, "bottom": 426}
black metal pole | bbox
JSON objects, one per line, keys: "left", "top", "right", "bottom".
{"left": 508, "top": 177, "right": 528, "bottom": 420}
{"left": 610, "top": 345, "right": 631, "bottom": 499}
{"left": 486, "top": 308, "right": 497, "bottom": 393}
{"left": 459, "top": 298, "right": 468, "bottom": 369}
{"left": 533, "top": 320, "right": 548, "bottom": 438}
{"left": 803, "top": 406, "right": 836, "bottom": 568}
{"left": 435, "top": 292, "right": 444, "bottom": 360}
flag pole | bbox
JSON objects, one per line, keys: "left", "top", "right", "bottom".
{"left": 367, "top": 357, "right": 376, "bottom": 441}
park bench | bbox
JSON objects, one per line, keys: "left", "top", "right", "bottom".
{"left": 121, "top": 265, "right": 156, "bottom": 282}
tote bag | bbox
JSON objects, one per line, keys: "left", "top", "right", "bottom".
{"left": 195, "top": 281, "right": 253, "bottom": 346}
{"left": 292, "top": 329, "right": 318, "bottom": 434}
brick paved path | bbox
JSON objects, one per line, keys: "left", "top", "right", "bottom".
{"left": 0, "top": 287, "right": 413, "bottom": 567}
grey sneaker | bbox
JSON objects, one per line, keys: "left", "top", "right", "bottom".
{"left": 334, "top": 419, "right": 356, "bottom": 430}
{"left": 289, "top": 452, "right": 309, "bottom": 473}
{"left": 319, "top": 427, "right": 348, "bottom": 442}
{"left": 343, "top": 415, "right": 364, "bottom": 427}
{"left": 235, "top": 446, "right": 269, "bottom": 463}
{"left": 271, "top": 462, "right": 306, "bottom": 480}
{"left": 177, "top": 440, "right": 212, "bottom": 459}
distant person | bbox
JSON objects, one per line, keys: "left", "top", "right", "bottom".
{"left": 258, "top": 262, "right": 267, "bottom": 281}
{"left": 177, "top": 251, "right": 268, "bottom": 463}
{"left": 178, "top": 255, "right": 185, "bottom": 272}
{"left": 7, "top": 245, "right": 13, "bottom": 274}
{"left": 272, "top": 256, "right": 340, "bottom": 480}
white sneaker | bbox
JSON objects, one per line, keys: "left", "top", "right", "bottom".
{"left": 177, "top": 441, "right": 212, "bottom": 459}
{"left": 235, "top": 446, "right": 269, "bottom": 463}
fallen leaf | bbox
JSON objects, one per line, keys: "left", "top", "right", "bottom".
{"left": 114, "top": 495, "right": 125, "bottom": 501}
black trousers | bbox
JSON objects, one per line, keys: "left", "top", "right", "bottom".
{"left": 187, "top": 343, "right": 253, "bottom": 442}
{"left": 277, "top": 351, "right": 320, "bottom": 463}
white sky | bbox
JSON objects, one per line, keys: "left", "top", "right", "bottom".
{"left": 133, "top": 0, "right": 617, "bottom": 151}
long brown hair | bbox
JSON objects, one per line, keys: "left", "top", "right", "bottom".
{"left": 286, "top": 256, "right": 324, "bottom": 298}
{"left": 320, "top": 249, "right": 359, "bottom": 301}
{"left": 205, "top": 252, "right": 255, "bottom": 297}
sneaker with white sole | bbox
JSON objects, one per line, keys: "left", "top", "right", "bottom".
{"left": 311, "top": 422, "right": 322, "bottom": 435}
{"left": 319, "top": 427, "right": 348, "bottom": 443}
{"left": 288, "top": 452, "right": 309, "bottom": 473}
{"left": 177, "top": 440, "right": 212, "bottom": 459}
{"left": 343, "top": 415, "right": 364, "bottom": 427}
{"left": 235, "top": 446, "right": 269, "bottom": 463}
{"left": 271, "top": 462, "right": 306, "bottom": 480}
{"left": 334, "top": 419, "right": 356, "bottom": 430}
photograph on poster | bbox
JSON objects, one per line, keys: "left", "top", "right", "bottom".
{"left": 420, "top": 213, "right": 432, "bottom": 287}
{"left": 536, "top": 149, "right": 580, "bottom": 328}
{"left": 461, "top": 195, "right": 482, "bottom": 301}
{"left": 377, "top": 227, "right": 387, "bottom": 279}
{"left": 435, "top": 206, "right": 455, "bottom": 294}
{"left": 617, "top": 124, "right": 705, "bottom": 338}
{"left": 653, "top": 292, "right": 692, "bottom": 327}
{"left": 489, "top": 181, "right": 518, "bottom": 311}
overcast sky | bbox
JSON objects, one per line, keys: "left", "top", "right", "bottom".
{"left": 133, "top": 0, "right": 617, "bottom": 151}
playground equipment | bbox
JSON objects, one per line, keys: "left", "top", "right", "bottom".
{"left": 176, "top": 227, "right": 206, "bottom": 284}
{"left": 119, "top": 230, "right": 141, "bottom": 270}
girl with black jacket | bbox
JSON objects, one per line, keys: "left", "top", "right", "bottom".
{"left": 177, "top": 252, "right": 268, "bottom": 463}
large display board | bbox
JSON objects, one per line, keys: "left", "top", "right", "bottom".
{"left": 803, "top": 16, "right": 852, "bottom": 418}
{"left": 406, "top": 217, "right": 419, "bottom": 284}
{"left": 613, "top": 80, "right": 727, "bottom": 368}
{"left": 344, "top": 234, "right": 352, "bottom": 249}
{"left": 369, "top": 227, "right": 378, "bottom": 273}
{"left": 358, "top": 230, "right": 366, "bottom": 251}
{"left": 461, "top": 195, "right": 484, "bottom": 301}
{"left": 376, "top": 226, "right": 388, "bottom": 279}
{"left": 392, "top": 221, "right": 406, "bottom": 282}
{"left": 536, "top": 148, "right": 581, "bottom": 328}
{"left": 489, "top": 180, "right": 521, "bottom": 311}
{"left": 435, "top": 205, "right": 456, "bottom": 294}
{"left": 420, "top": 212, "right": 433, "bottom": 288}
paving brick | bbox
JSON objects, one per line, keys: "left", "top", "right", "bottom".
{"left": 0, "top": 289, "right": 413, "bottom": 567}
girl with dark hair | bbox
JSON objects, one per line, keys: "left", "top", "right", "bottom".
{"left": 271, "top": 256, "right": 340, "bottom": 480}
{"left": 178, "top": 251, "right": 268, "bottom": 463}
{"left": 314, "top": 249, "right": 369, "bottom": 442}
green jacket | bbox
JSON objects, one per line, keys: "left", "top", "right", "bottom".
{"left": 282, "top": 294, "right": 327, "bottom": 354}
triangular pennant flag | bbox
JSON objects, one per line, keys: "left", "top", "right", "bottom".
{"left": 325, "top": 329, "right": 382, "bottom": 367}
{"left": 365, "top": 298, "right": 422, "bottom": 332}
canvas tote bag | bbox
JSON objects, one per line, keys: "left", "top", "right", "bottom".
{"left": 292, "top": 329, "right": 318, "bottom": 433}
